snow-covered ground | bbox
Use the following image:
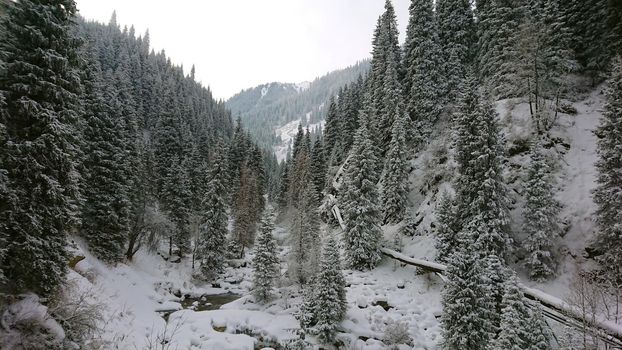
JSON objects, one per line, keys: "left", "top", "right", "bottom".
{"left": 63, "top": 225, "right": 444, "bottom": 349}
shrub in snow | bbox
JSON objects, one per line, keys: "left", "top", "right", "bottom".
{"left": 382, "top": 319, "right": 413, "bottom": 349}
{"left": 0, "top": 294, "right": 66, "bottom": 350}
{"left": 48, "top": 282, "right": 104, "bottom": 349}
{"left": 282, "top": 329, "right": 312, "bottom": 350}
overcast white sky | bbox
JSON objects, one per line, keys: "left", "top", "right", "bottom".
{"left": 75, "top": 0, "right": 410, "bottom": 100}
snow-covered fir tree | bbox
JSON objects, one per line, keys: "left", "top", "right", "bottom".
{"left": 380, "top": 106, "right": 409, "bottom": 224}
{"left": 297, "top": 283, "right": 317, "bottom": 330}
{"left": 311, "top": 138, "right": 326, "bottom": 200}
{"left": 232, "top": 166, "right": 260, "bottom": 249}
{"left": 81, "top": 52, "right": 131, "bottom": 263}
{"left": 0, "top": 0, "right": 83, "bottom": 295}
{"left": 403, "top": 0, "right": 445, "bottom": 143}
{"left": 562, "top": 0, "right": 610, "bottom": 81}
{"left": 311, "top": 235, "right": 347, "bottom": 343}
{"left": 340, "top": 118, "right": 383, "bottom": 270}
{"left": 593, "top": 56, "right": 622, "bottom": 283}
{"left": 196, "top": 140, "right": 229, "bottom": 280}
{"left": 322, "top": 97, "right": 340, "bottom": 165}
{"left": 489, "top": 274, "right": 531, "bottom": 350}
{"left": 523, "top": 144, "right": 560, "bottom": 281}
{"left": 289, "top": 181, "right": 321, "bottom": 284}
{"left": 434, "top": 190, "right": 457, "bottom": 263}
{"left": 440, "top": 233, "right": 498, "bottom": 350}
{"left": 368, "top": 0, "right": 402, "bottom": 154}
{"left": 252, "top": 209, "right": 280, "bottom": 303}
{"left": 525, "top": 304, "right": 553, "bottom": 350}
{"left": 476, "top": 0, "right": 523, "bottom": 98}
{"left": 436, "top": 0, "right": 475, "bottom": 103}
{"left": 453, "top": 76, "right": 510, "bottom": 258}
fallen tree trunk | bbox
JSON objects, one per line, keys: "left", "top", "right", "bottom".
{"left": 379, "top": 247, "right": 622, "bottom": 348}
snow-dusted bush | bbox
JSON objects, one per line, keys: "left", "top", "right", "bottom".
{"left": 382, "top": 319, "right": 413, "bottom": 350}
{"left": 0, "top": 294, "right": 66, "bottom": 350}
{"left": 48, "top": 283, "right": 104, "bottom": 349}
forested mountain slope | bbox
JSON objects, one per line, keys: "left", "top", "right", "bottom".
{"left": 226, "top": 60, "right": 369, "bottom": 149}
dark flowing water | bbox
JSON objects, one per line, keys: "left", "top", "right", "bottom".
{"left": 180, "top": 292, "right": 241, "bottom": 311}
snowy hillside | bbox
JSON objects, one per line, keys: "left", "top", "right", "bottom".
{"left": 226, "top": 60, "right": 369, "bottom": 149}
{"left": 402, "top": 85, "right": 606, "bottom": 299}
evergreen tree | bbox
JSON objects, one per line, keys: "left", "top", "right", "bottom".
{"left": 489, "top": 274, "right": 530, "bottom": 350}
{"left": 436, "top": 0, "right": 476, "bottom": 102}
{"left": 289, "top": 128, "right": 312, "bottom": 207}
{"left": 340, "top": 120, "right": 382, "bottom": 270}
{"left": 311, "top": 138, "right": 327, "bottom": 200}
{"left": 403, "top": 0, "right": 445, "bottom": 142}
{"left": 197, "top": 140, "right": 229, "bottom": 279}
{"left": 562, "top": 0, "right": 610, "bottom": 82}
{"left": 252, "top": 209, "right": 280, "bottom": 303}
{"left": 161, "top": 155, "right": 192, "bottom": 257}
{"left": 380, "top": 107, "right": 409, "bottom": 224}
{"left": 323, "top": 97, "right": 340, "bottom": 164}
{"left": 368, "top": 0, "right": 402, "bottom": 153}
{"left": 232, "top": 166, "right": 259, "bottom": 249}
{"left": 311, "top": 235, "right": 347, "bottom": 343}
{"left": 81, "top": 53, "right": 130, "bottom": 263}
{"left": 440, "top": 236, "right": 497, "bottom": 350}
{"left": 0, "top": 0, "right": 83, "bottom": 295}
{"left": 593, "top": 56, "right": 622, "bottom": 283}
{"left": 297, "top": 284, "right": 317, "bottom": 330}
{"left": 276, "top": 163, "right": 290, "bottom": 210}
{"left": 453, "top": 77, "right": 510, "bottom": 258}
{"left": 289, "top": 181, "right": 321, "bottom": 284}
{"left": 476, "top": 0, "right": 524, "bottom": 97}
{"left": 523, "top": 144, "right": 559, "bottom": 281}
{"left": 525, "top": 305, "right": 552, "bottom": 350}
{"left": 434, "top": 190, "right": 457, "bottom": 263}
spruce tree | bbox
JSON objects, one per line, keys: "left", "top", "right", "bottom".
{"left": 436, "top": 0, "right": 476, "bottom": 102}
{"left": 252, "top": 209, "right": 280, "bottom": 303}
{"left": 0, "top": 0, "right": 83, "bottom": 295}
{"left": 289, "top": 181, "right": 321, "bottom": 284}
{"left": 311, "top": 138, "right": 327, "bottom": 201}
{"left": 312, "top": 235, "right": 347, "bottom": 343}
{"left": 440, "top": 235, "right": 497, "bottom": 350}
{"left": 525, "top": 305, "right": 552, "bottom": 350}
{"left": 523, "top": 144, "right": 559, "bottom": 281}
{"left": 434, "top": 190, "right": 457, "bottom": 263}
{"left": 380, "top": 107, "right": 409, "bottom": 224}
{"left": 593, "top": 56, "right": 622, "bottom": 283}
{"left": 81, "top": 53, "right": 130, "bottom": 263}
{"left": 368, "top": 0, "right": 402, "bottom": 154}
{"left": 340, "top": 120, "right": 382, "bottom": 270}
{"left": 297, "top": 284, "right": 317, "bottom": 330}
{"left": 232, "top": 166, "right": 259, "bottom": 249}
{"left": 276, "top": 163, "right": 290, "bottom": 210}
{"left": 562, "top": 0, "right": 610, "bottom": 82}
{"left": 322, "top": 97, "right": 340, "bottom": 165}
{"left": 476, "top": 0, "right": 524, "bottom": 97}
{"left": 453, "top": 77, "right": 510, "bottom": 258}
{"left": 197, "top": 140, "right": 229, "bottom": 279}
{"left": 489, "top": 274, "right": 530, "bottom": 350}
{"left": 403, "top": 0, "right": 445, "bottom": 142}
